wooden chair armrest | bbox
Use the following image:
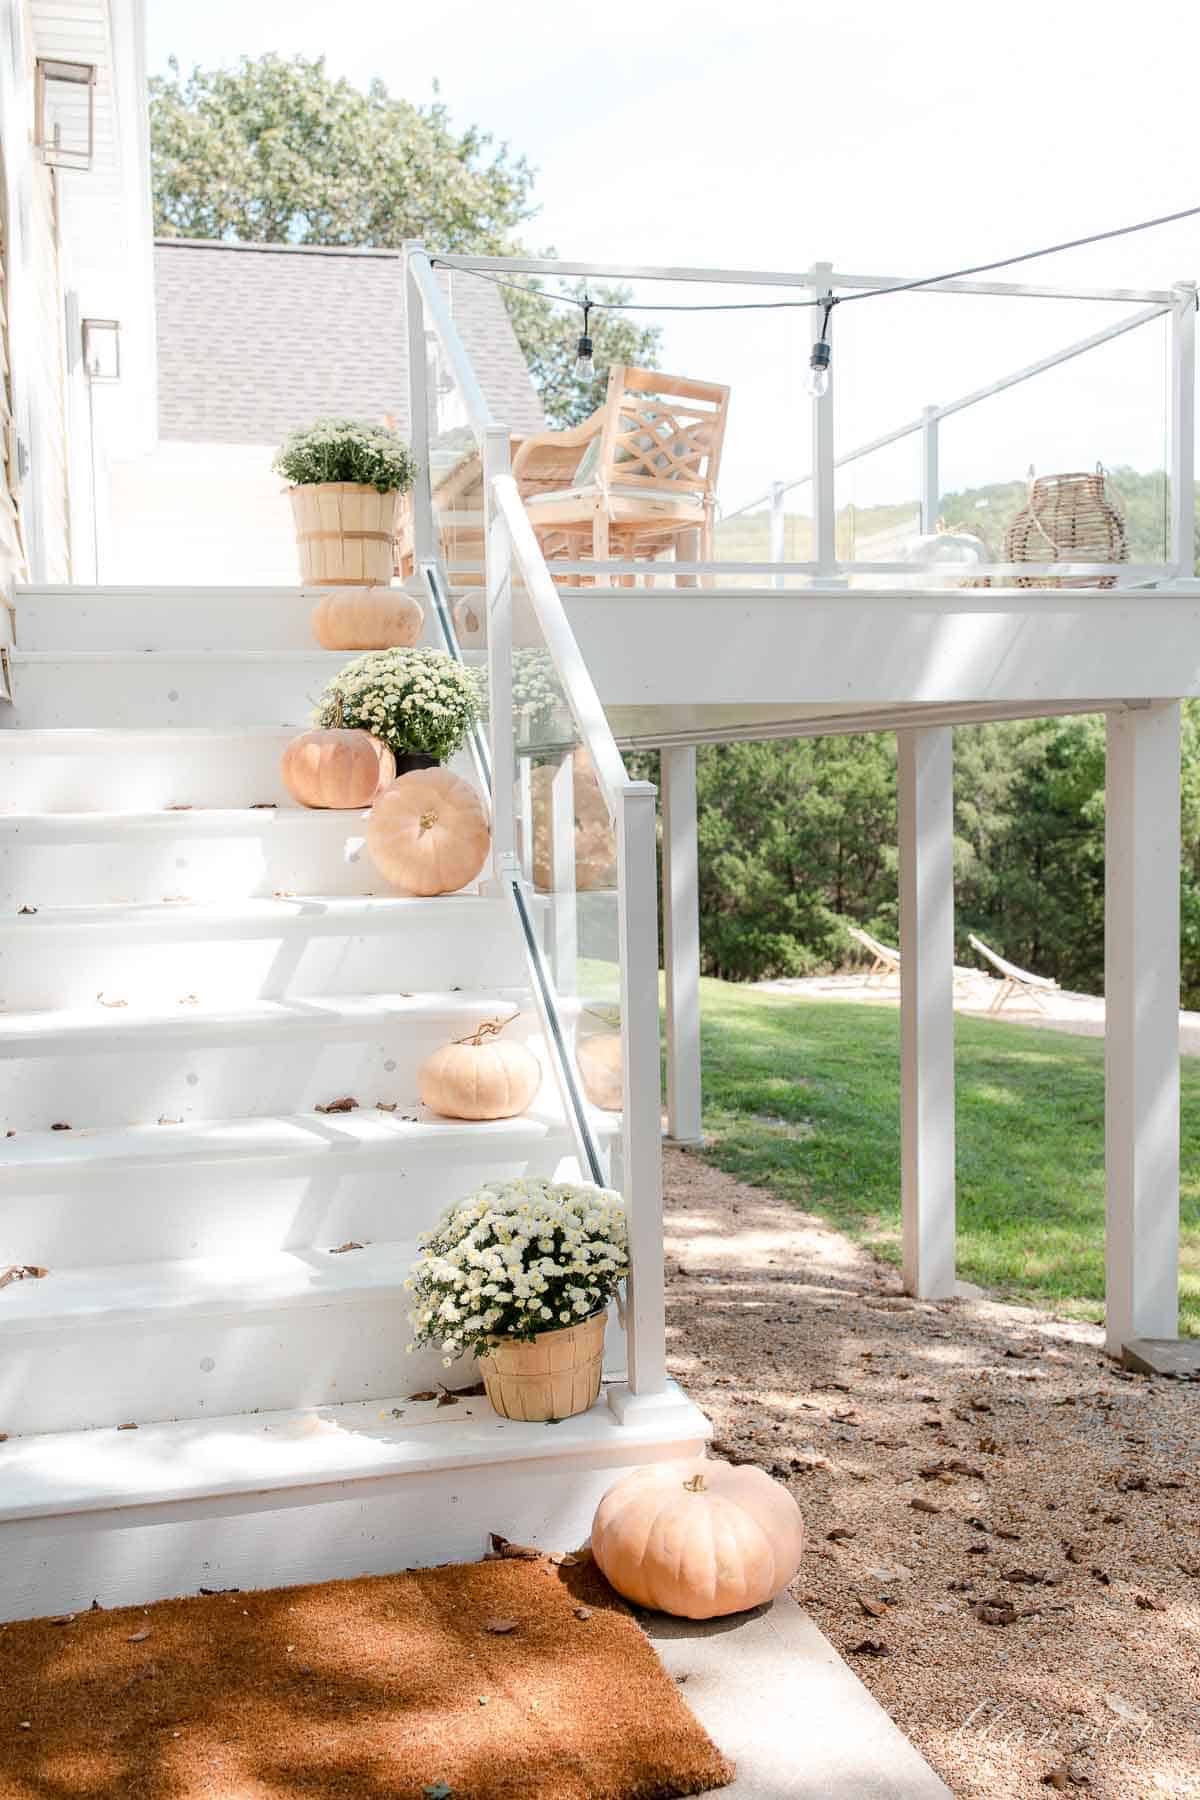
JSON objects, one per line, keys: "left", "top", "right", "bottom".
{"left": 511, "top": 407, "right": 606, "bottom": 480}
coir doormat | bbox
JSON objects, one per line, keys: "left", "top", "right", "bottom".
{"left": 0, "top": 1554, "right": 734, "bottom": 1799}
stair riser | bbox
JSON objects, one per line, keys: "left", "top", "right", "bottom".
{"left": 16, "top": 590, "right": 319, "bottom": 653}
{"left": 0, "top": 817, "right": 383, "bottom": 905}
{"left": 0, "top": 1013, "right": 536, "bottom": 1131}
{"left": 0, "top": 1143, "right": 576, "bottom": 1267}
{"left": 0, "top": 1438, "right": 706, "bottom": 1621}
{"left": 0, "top": 738, "right": 292, "bottom": 812}
{"left": 0, "top": 916, "right": 528, "bottom": 1009}
{"left": 4, "top": 657, "right": 347, "bottom": 729}
{"left": 0, "top": 1303, "right": 456, "bottom": 1436}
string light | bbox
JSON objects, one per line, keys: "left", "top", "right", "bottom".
{"left": 573, "top": 296, "right": 596, "bottom": 380}
{"left": 807, "top": 297, "right": 834, "bottom": 397}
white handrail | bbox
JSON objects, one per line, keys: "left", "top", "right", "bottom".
{"left": 406, "top": 246, "right": 497, "bottom": 441}
{"left": 492, "top": 475, "right": 632, "bottom": 815}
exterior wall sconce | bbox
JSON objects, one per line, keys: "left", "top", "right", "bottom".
{"left": 82, "top": 318, "right": 120, "bottom": 382}
{"left": 35, "top": 58, "right": 97, "bottom": 170}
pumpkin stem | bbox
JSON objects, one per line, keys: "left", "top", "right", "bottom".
{"left": 332, "top": 694, "right": 345, "bottom": 730}
{"left": 418, "top": 808, "right": 439, "bottom": 834}
{"left": 453, "top": 1014, "right": 518, "bottom": 1047}
{"left": 682, "top": 1473, "right": 707, "bottom": 1493}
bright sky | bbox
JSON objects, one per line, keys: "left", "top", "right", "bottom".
{"left": 147, "top": 0, "right": 1200, "bottom": 528}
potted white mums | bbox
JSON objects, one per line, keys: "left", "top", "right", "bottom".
{"left": 312, "top": 646, "right": 481, "bottom": 775}
{"left": 274, "top": 416, "right": 417, "bottom": 587}
{"left": 406, "top": 1177, "right": 629, "bottom": 1422}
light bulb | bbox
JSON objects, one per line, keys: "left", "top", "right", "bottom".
{"left": 808, "top": 337, "right": 831, "bottom": 398}
{"left": 574, "top": 334, "right": 595, "bottom": 380}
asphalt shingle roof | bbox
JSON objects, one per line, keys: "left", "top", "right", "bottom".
{"left": 154, "top": 239, "right": 545, "bottom": 445}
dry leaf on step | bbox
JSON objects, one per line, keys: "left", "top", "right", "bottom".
{"left": 250, "top": 802, "right": 277, "bottom": 809}
{"left": 165, "top": 804, "right": 192, "bottom": 811}
{"left": 489, "top": 1534, "right": 543, "bottom": 1561}
{"left": 17, "top": 905, "right": 36, "bottom": 915}
{"left": 436, "top": 1391, "right": 459, "bottom": 1407}
{"left": 117, "top": 1422, "right": 138, "bottom": 1431}
{"left": 51, "top": 1122, "right": 71, "bottom": 1131}
{"left": 408, "top": 1391, "right": 437, "bottom": 1403}
{"left": 0, "top": 1264, "right": 48, "bottom": 1289}
{"left": 315, "top": 1097, "right": 358, "bottom": 1114}
{"left": 96, "top": 994, "right": 128, "bottom": 1008}
{"left": 328, "top": 1242, "right": 363, "bottom": 1255}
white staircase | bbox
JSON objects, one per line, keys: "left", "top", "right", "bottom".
{"left": 0, "top": 585, "right": 707, "bottom": 1622}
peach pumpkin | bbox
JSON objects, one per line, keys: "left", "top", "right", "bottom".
{"left": 591, "top": 1458, "right": 805, "bottom": 1619}
{"left": 452, "top": 594, "right": 486, "bottom": 649}
{"left": 281, "top": 728, "right": 395, "bottom": 810}
{"left": 311, "top": 586, "right": 424, "bottom": 650}
{"left": 419, "top": 1017, "right": 542, "bottom": 1120}
{"left": 367, "top": 766, "right": 491, "bottom": 895}
{"left": 577, "top": 1031, "right": 623, "bottom": 1112}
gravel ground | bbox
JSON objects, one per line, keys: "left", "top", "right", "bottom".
{"left": 662, "top": 1146, "right": 1200, "bottom": 1800}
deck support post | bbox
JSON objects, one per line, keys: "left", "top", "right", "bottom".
{"left": 897, "top": 725, "right": 957, "bottom": 1299}
{"left": 662, "top": 745, "right": 703, "bottom": 1145}
{"left": 1104, "top": 702, "right": 1181, "bottom": 1355}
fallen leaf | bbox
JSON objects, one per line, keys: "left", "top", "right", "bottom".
{"left": 51, "top": 1122, "right": 71, "bottom": 1131}
{"left": 408, "top": 1391, "right": 437, "bottom": 1402}
{"left": 1003, "top": 1569, "right": 1049, "bottom": 1586}
{"left": 826, "top": 1528, "right": 857, "bottom": 1543}
{"left": 127, "top": 1626, "right": 152, "bottom": 1642}
{"left": 96, "top": 992, "right": 128, "bottom": 1008}
{"left": 973, "top": 1600, "right": 1018, "bottom": 1626}
{"left": 857, "top": 1594, "right": 889, "bottom": 1618}
{"left": 177, "top": 994, "right": 198, "bottom": 1006}
{"left": 969, "top": 1399, "right": 993, "bottom": 1414}
{"left": 165, "top": 803, "right": 193, "bottom": 811}
{"left": 1090, "top": 1567, "right": 1111, "bottom": 1586}
{"left": 1134, "top": 1592, "right": 1167, "bottom": 1612}
{"left": 1044, "top": 1765, "right": 1091, "bottom": 1790}
{"left": 315, "top": 1096, "right": 358, "bottom": 1114}
{"left": 376, "top": 1101, "right": 398, "bottom": 1112}
{"left": 484, "top": 1619, "right": 519, "bottom": 1635}
{"left": 489, "top": 1534, "right": 543, "bottom": 1561}
{"left": 328, "top": 1242, "right": 363, "bottom": 1255}
{"left": 910, "top": 1498, "right": 941, "bottom": 1515}
{"left": 832, "top": 1407, "right": 858, "bottom": 1423}
{"left": 1064, "top": 1543, "right": 1084, "bottom": 1564}
{"left": 117, "top": 1422, "right": 138, "bottom": 1431}
{"left": 437, "top": 1391, "right": 459, "bottom": 1407}
{"left": 250, "top": 802, "right": 278, "bottom": 810}
{"left": 574, "top": 1606, "right": 592, "bottom": 1620}
{"left": 994, "top": 1527, "right": 1021, "bottom": 1541}
{"left": 947, "top": 1459, "right": 985, "bottom": 1479}
{"left": 0, "top": 1264, "right": 48, "bottom": 1289}
{"left": 17, "top": 905, "right": 36, "bottom": 915}
{"left": 847, "top": 1639, "right": 893, "bottom": 1657}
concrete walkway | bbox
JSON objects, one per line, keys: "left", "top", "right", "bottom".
{"left": 644, "top": 1593, "right": 952, "bottom": 1798}
{"left": 755, "top": 969, "right": 1200, "bottom": 1056}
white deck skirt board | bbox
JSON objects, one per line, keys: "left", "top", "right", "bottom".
{"left": 566, "top": 587, "right": 1200, "bottom": 710}
{"left": 0, "top": 894, "right": 528, "bottom": 1005}
{"left": 0, "top": 807, "right": 382, "bottom": 902}
{"left": 0, "top": 1386, "right": 710, "bottom": 1621}
{"left": 2, "top": 651, "right": 351, "bottom": 728}
{"left": 14, "top": 586, "right": 325, "bottom": 652}
{"left": 0, "top": 1108, "right": 598, "bottom": 1266}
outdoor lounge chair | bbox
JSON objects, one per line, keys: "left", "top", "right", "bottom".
{"left": 968, "top": 933, "right": 1061, "bottom": 1012}
{"left": 848, "top": 925, "right": 902, "bottom": 985}
{"left": 513, "top": 365, "right": 730, "bottom": 584}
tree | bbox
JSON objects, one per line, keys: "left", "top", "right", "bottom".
{"left": 149, "top": 53, "right": 659, "bottom": 424}
{"left": 500, "top": 277, "right": 660, "bottom": 428}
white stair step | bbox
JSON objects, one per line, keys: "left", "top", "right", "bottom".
{"left": 0, "top": 1239, "right": 442, "bottom": 1434}
{"left": 0, "top": 1383, "right": 710, "bottom": 1620}
{"left": 0, "top": 807, "right": 386, "bottom": 905}
{"left": 14, "top": 585, "right": 321, "bottom": 652}
{"left": 0, "top": 894, "right": 527, "bottom": 1008}
{"left": 0, "top": 989, "right": 532, "bottom": 1130}
{"left": 3, "top": 651, "right": 351, "bottom": 728}
{"left": 0, "top": 1106, "right": 599, "bottom": 1267}
{"left": 0, "top": 729, "right": 297, "bottom": 812}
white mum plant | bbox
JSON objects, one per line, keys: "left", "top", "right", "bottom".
{"left": 313, "top": 647, "right": 481, "bottom": 762}
{"left": 406, "top": 1177, "right": 628, "bottom": 1365}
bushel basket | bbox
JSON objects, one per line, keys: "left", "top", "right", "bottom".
{"left": 289, "top": 483, "right": 400, "bottom": 586}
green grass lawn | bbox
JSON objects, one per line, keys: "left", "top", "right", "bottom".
{"left": 690, "top": 979, "right": 1200, "bottom": 1336}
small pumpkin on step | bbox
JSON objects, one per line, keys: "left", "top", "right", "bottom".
{"left": 367, "top": 766, "right": 491, "bottom": 895}
{"left": 419, "top": 1015, "right": 542, "bottom": 1121}
{"left": 591, "top": 1458, "right": 805, "bottom": 1619}
{"left": 311, "top": 585, "right": 424, "bottom": 650}
{"left": 281, "top": 710, "right": 395, "bottom": 810}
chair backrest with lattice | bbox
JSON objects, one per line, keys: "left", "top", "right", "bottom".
{"left": 585, "top": 366, "right": 730, "bottom": 499}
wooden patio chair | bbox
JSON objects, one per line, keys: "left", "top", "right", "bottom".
{"left": 968, "top": 933, "right": 1061, "bottom": 1012}
{"left": 848, "top": 926, "right": 901, "bottom": 986}
{"left": 513, "top": 365, "right": 730, "bottom": 585}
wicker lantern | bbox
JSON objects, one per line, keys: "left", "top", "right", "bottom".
{"left": 1003, "top": 468, "right": 1128, "bottom": 589}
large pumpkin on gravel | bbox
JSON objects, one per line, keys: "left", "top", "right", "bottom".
{"left": 591, "top": 1458, "right": 805, "bottom": 1619}
{"left": 281, "top": 729, "right": 395, "bottom": 809}
{"left": 311, "top": 586, "right": 424, "bottom": 650}
{"left": 367, "top": 767, "right": 491, "bottom": 895}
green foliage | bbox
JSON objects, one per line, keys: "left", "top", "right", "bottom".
{"left": 273, "top": 417, "right": 417, "bottom": 492}
{"left": 691, "top": 980, "right": 1200, "bottom": 1333}
{"left": 501, "top": 277, "right": 662, "bottom": 428}
{"left": 313, "top": 647, "right": 480, "bottom": 760}
{"left": 148, "top": 54, "right": 660, "bottom": 426}
{"left": 150, "top": 54, "right": 533, "bottom": 250}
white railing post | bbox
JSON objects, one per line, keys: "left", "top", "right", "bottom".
{"left": 810, "top": 261, "right": 841, "bottom": 584}
{"left": 769, "top": 480, "right": 786, "bottom": 590}
{"left": 662, "top": 745, "right": 703, "bottom": 1145}
{"left": 549, "top": 749, "right": 578, "bottom": 991}
{"left": 616, "top": 781, "right": 668, "bottom": 1395}
{"left": 920, "top": 404, "right": 940, "bottom": 536}
{"left": 402, "top": 241, "right": 435, "bottom": 567}
{"left": 483, "top": 426, "right": 515, "bottom": 872}
{"left": 1168, "top": 281, "right": 1197, "bottom": 580}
